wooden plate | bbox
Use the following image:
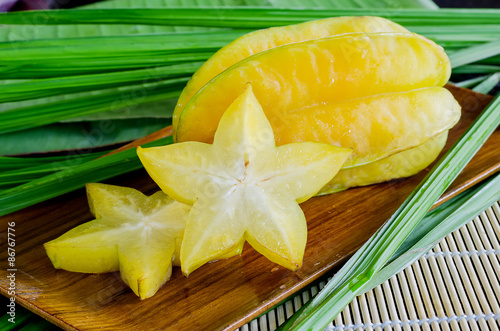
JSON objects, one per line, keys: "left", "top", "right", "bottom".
{"left": 0, "top": 86, "right": 498, "bottom": 331}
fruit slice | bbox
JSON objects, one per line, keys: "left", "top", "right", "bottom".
{"left": 175, "top": 33, "right": 452, "bottom": 168}
{"left": 172, "top": 16, "right": 409, "bottom": 133}
{"left": 171, "top": 234, "right": 245, "bottom": 267}
{"left": 319, "top": 132, "right": 448, "bottom": 195}
{"left": 138, "top": 85, "right": 352, "bottom": 275}
{"left": 44, "top": 183, "right": 191, "bottom": 299}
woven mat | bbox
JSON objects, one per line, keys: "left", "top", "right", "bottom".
{"left": 239, "top": 200, "right": 500, "bottom": 331}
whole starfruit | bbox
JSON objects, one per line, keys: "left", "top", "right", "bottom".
{"left": 173, "top": 17, "right": 461, "bottom": 193}
{"left": 172, "top": 16, "right": 410, "bottom": 134}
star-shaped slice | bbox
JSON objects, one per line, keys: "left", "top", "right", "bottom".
{"left": 137, "top": 84, "right": 352, "bottom": 275}
{"left": 44, "top": 183, "right": 191, "bottom": 299}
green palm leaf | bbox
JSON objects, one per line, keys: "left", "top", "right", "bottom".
{"left": 0, "top": 151, "right": 107, "bottom": 188}
{"left": 3, "top": 0, "right": 429, "bottom": 42}
{"left": 0, "top": 118, "right": 170, "bottom": 155}
{"left": 0, "top": 62, "right": 202, "bottom": 103}
{"left": 0, "top": 78, "right": 186, "bottom": 133}
{"left": 1, "top": 4, "right": 499, "bottom": 155}
{"left": 0, "top": 136, "right": 172, "bottom": 216}
{"left": 2, "top": 8, "right": 499, "bottom": 28}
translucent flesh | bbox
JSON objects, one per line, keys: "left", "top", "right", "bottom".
{"left": 44, "top": 183, "right": 190, "bottom": 299}
{"left": 138, "top": 85, "right": 352, "bottom": 275}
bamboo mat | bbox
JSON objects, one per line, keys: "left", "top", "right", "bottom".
{"left": 239, "top": 200, "right": 500, "bottom": 331}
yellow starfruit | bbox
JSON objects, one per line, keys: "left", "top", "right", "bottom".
{"left": 174, "top": 30, "right": 460, "bottom": 192}
{"left": 319, "top": 132, "right": 448, "bottom": 194}
{"left": 172, "top": 16, "right": 409, "bottom": 134}
{"left": 138, "top": 85, "right": 352, "bottom": 275}
{"left": 44, "top": 183, "right": 190, "bottom": 299}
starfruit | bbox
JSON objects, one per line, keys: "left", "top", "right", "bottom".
{"left": 44, "top": 183, "right": 191, "bottom": 299}
{"left": 319, "top": 132, "right": 448, "bottom": 194}
{"left": 138, "top": 85, "right": 352, "bottom": 275}
{"left": 172, "top": 16, "right": 409, "bottom": 134}
{"left": 174, "top": 29, "right": 460, "bottom": 192}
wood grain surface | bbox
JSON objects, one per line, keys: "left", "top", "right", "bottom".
{"left": 0, "top": 86, "right": 498, "bottom": 331}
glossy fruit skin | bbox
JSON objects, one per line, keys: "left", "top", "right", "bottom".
{"left": 172, "top": 16, "right": 409, "bottom": 134}
{"left": 272, "top": 87, "right": 460, "bottom": 168}
{"left": 319, "top": 132, "right": 448, "bottom": 195}
{"left": 175, "top": 32, "right": 453, "bottom": 158}
{"left": 173, "top": 17, "right": 460, "bottom": 193}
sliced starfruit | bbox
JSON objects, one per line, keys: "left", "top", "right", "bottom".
{"left": 44, "top": 183, "right": 191, "bottom": 300}
{"left": 175, "top": 33, "right": 455, "bottom": 161}
{"left": 172, "top": 16, "right": 409, "bottom": 133}
{"left": 138, "top": 85, "right": 352, "bottom": 275}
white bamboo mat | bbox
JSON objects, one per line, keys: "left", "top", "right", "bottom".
{"left": 239, "top": 200, "right": 500, "bottom": 331}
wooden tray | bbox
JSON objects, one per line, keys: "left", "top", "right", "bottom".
{"left": 1, "top": 86, "right": 499, "bottom": 331}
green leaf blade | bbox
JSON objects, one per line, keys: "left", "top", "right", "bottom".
{"left": 449, "top": 39, "right": 500, "bottom": 69}
{"left": 2, "top": 8, "right": 500, "bottom": 28}
{"left": 0, "top": 136, "right": 173, "bottom": 217}
{"left": 0, "top": 118, "right": 171, "bottom": 155}
{"left": 472, "top": 72, "right": 500, "bottom": 94}
{"left": 0, "top": 78, "right": 186, "bottom": 133}
{"left": 286, "top": 94, "right": 500, "bottom": 330}
{"left": 362, "top": 172, "right": 500, "bottom": 292}
{"left": 0, "top": 62, "right": 202, "bottom": 103}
